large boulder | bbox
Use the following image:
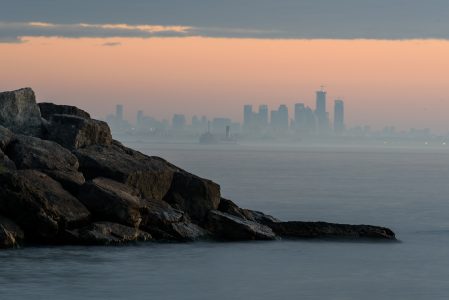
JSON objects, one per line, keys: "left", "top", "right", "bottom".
{"left": 5, "top": 135, "right": 85, "bottom": 193}
{"left": 75, "top": 141, "right": 178, "bottom": 200}
{"left": 66, "top": 222, "right": 151, "bottom": 245}
{"left": 268, "top": 221, "right": 396, "bottom": 240}
{"left": 38, "top": 102, "right": 90, "bottom": 120}
{"left": 0, "top": 125, "right": 14, "bottom": 150}
{"left": 217, "top": 198, "right": 280, "bottom": 225}
{"left": 45, "top": 114, "right": 112, "bottom": 149}
{"left": 0, "top": 170, "right": 90, "bottom": 241}
{"left": 0, "top": 216, "right": 24, "bottom": 249}
{"left": 78, "top": 178, "right": 143, "bottom": 227}
{"left": 206, "top": 210, "right": 276, "bottom": 241}
{"left": 139, "top": 199, "right": 209, "bottom": 241}
{"left": 164, "top": 171, "right": 221, "bottom": 222}
{"left": 0, "top": 88, "right": 43, "bottom": 136}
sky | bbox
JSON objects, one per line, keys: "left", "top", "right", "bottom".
{"left": 1, "top": 0, "right": 449, "bottom": 132}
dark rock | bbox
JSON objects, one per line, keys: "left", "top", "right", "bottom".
{"left": 0, "top": 125, "right": 14, "bottom": 150}
{"left": 66, "top": 222, "right": 151, "bottom": 245}
{"left": 268, "top": 221, "right": 396, "bottom": 240}
{"left": 206, "top": 210, "right": 276, "bottom": 241}
{"left": 38, "top": 102, "right": 90, "bottom": 120}
{"left": 0, "top": 170, "right": 90, "bottom": 241}
{"left": 0, "top": 88, "right": 43, "bottom": 136}
{"left": 164, "top": 171, "right": 221, "bottom": 222}
{"left": 78, "top": 178, "right": 143, "bottom": 227}
{"left": 5, "top": 135, "right": 85, "bottom": 193}
{"left": 217, "top": 198, "right": 280, "bottom": 225}
{"left": 0, "top": 216, "right": 24, "bottom": 249}
{"left": 139, "top": 199, "right": 209, "bottom": 241}
{"left": 75, "top": 141, "right": 178, "bottom": 200}
{"left": 0, "top": 149, "right": 16, "bottom": 171}
{"left": 45, "top": 114, "right": 112, "bottom": 149}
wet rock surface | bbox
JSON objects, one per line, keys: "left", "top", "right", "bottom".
{"left": 0, "top": 87, "right": 397, "bottom": 249}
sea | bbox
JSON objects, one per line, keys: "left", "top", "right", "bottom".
{"left": 1, "top": 140, "right": 449, "bottom": 299}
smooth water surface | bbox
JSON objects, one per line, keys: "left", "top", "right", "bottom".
{"left": 2, "top": 142, "right": 449, "bottom": 299}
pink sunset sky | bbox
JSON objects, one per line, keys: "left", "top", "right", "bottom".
{"left": 1, "top": 36, "right": 449, "bottom": 133}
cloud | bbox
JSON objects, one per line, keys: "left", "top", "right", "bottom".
{"left": 101, "top": 41, "right": 122, "bottom": 47}
{"left": 0, "top": 21, "right": 284, "bottom": 43}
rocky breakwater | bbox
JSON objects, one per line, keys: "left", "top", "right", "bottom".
{"left": 0, "top": 88, "right": 396, "bottom": 249}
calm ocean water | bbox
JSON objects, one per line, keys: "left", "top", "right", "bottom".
{"left": 2, "top": 142, "right": 449, "bottom": 299}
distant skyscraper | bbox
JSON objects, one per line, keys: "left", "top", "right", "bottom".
{"left": 136, "top": 110, "right": 144, "bottom": 127}
{"left": 278, "top": 105, "right": 289, "bottom": 131}
{"left": 315, "top": 89, "right": 329, "bottom": 133}
{"left": 258, "top": 105, "right": 269, "bottom": 127}
{"left": 116, "top": 104, "right": 124, "bottom": 121}
{"left": 334, "top": 99, "right": 345, "bottom": 134}
{"left": 294, "top": 103, "right": 306, "bottom": 131}
{"left": 243, "top": 104, "right": 253, "bottom": 129}
{"left": 172, "top": 114, "right": 186, "bottom": 130}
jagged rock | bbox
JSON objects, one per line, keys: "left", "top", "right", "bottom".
{"left": 78, "top": 178, "right": 143, "bottom": 227}
{"left": 0, "top": 216, "right": 24, "bottom": 249}
{"left": 0, "top": 88, "right": 43, "bottom": 136}
{"left": 0, "top": 149, "right": 16, "bottom": 171}
{"left": 75, "top": 141, "right": 178, "bottom": 200}
{"left": 0, "top": 170, "right": 90, "bottom": 241}
{"left": 0, "top": 125, "right": 14, "bottom": 150}
{"left": 268, "top": 221, "right": 396, "bottom": 240}
{"left": 38, "top": 102, "right": 90, "bottom": 120}
{"left": 139, "top": 199, "right": 209, "bottom": 241}
{"left": 206, "top": 210, "right": 277, "bottom": 241}
{"left": 45, "top": 114, "right": 112, "bottom": 149}
{"left": 66, "top": 222, "right": 151, "bottom": 245}
{"left": 164, "top": 171, "right": 221, "bottom": 222}
{"left": 217, "top": 198, "right": 280, "bottom": 225}
{"left": 5, "top": 135, "right": 85, "bottom": 193}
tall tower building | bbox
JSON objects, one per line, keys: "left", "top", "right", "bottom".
{"left": 334, "top": 99, "right": 345, "bottom": 134}
{"left": 243, "top": 104, "right": 253, "bottom": 129}
{"left": 258, "top": 105, "right": 269, "bottom": 127}
{"left": 315, "top": 89, "right": 329, "bottom": 133}
{"left": 116, "top": 104, "right": 124, "bottom": 121}
{"left": 294, "top": 103, "right": 306, "bottom": 131}
{"left": 278, "top": 105, "right": 289, "bottom": 131}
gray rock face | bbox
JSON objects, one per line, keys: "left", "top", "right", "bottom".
{"left": 39, "top": 102, "right": 90, "bottom": 120}
{"left": 5, "top": 135, "right": 85, "bottom": 192}
{"left": 164, "top": 171, "right": 221, "bottom": 222}
{"left": 0, "top": 88, "right": 43, "bottom": 136}
{"left": 0, "top": 216, "right": 24, "bottom": 249}
{"left": 206, "top": 210, "right": 277, "bottom": 241}
{"left": 217, "top": 198, "right": 280, "bottom": 225}
{"left": 78, "top": 178, "right": 143, "bottom": 227}
{"left": 139, "top": 199, "right": 209, "bottom": 241}
{"left": 268, "top": 221, "right": 397, "bottom": 240}
{"left": 66, "top": 222, "right": 151, "bottom": 245}
{"left": 45, "top": 114, "right": 112, "bottom": 149}
{"left": 75, "top": 141, "right": 178, "bottom": 200}
{"left": 0, "top": 170, "right": 90, "bottom": 240}
{"left": 0, "top": 126, "right": 13, "bottom": 150}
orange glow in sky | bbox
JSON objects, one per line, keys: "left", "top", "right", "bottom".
{"left": 1, "top": 37, "right": 449, "bottom": 132}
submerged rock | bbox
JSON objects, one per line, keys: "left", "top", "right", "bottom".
{"left": 268, "top": 221, "right": 396, "bottom": 240}
{"left": 0, "top": 88, "right": 43, "bottom": 137}
{"left": 66, "top": 222, "right": 151, "bottom": 245}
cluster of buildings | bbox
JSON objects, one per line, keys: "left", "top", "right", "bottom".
{"left": 243, "top": 89, "right": 345, "bottom": 136}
